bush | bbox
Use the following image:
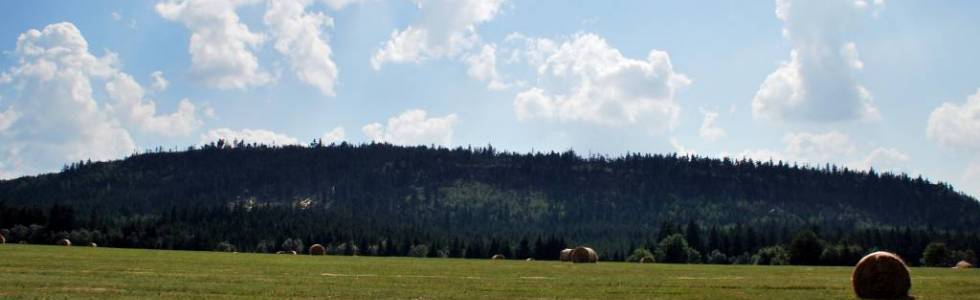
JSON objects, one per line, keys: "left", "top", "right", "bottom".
{"left": 819, "top": 243, "right": 864, "bottom": 266}
{"left": 789, "top": 230, "right": 824, "bottom": 265}
{"left": 922, "top": 242, "right": 949, "bottom": 267}
{"left": 409, "top": 244, "right": 430, "bottom": 257}
{"left": 215, "top": 241, "right": 237, "bottom": 252}
{"left": 753, "top": 246, "right": 790, "bottom": 265}
{"left": 706, "top": 249, "right": 730, "bottom": 264}
{"left": 626, "top": 248, "right": 655, "bottom": 262}
{"left": 655, "top": 234, "right": 692, "bottom": 263}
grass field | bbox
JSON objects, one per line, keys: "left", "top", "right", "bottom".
{"left": 0, "top": 245, "right": 977, "bottom": 299}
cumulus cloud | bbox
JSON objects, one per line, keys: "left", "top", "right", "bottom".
{"left": 752, "top": 0, "right": 882, "bottom": 122}
{"left": 0, "top": 23, "right": 137, "bottom": 177}
{"left": 726, "top": 130, "right": 909, "bottom": 173}
{"left": 927, "top": 89, "right": 980, "bottom": 152}
{"left": 699, "top": 108, "right": 726, "bottom": 142}
{"left": 321, "top": 126, "right": 345, "bottom": 144}
{"left": 464, "top": 44, "right": 508, "bottom": 90}
{"left": 371, "top": 0, "right": 505, "bottom": 70}
{"left": 156, "top": 0, "right": 272, "bottom": 89}
{"left": 150, "top": 71, "right": 169, "bottom": 92}
{"left": 264, "top": 0, "right": 339, "bottom": 96}
{"left": 361, "top": 109, "right": 458, "bottom": 146}
{"left": 927, "top": 89, "right": 980, "bottom": 198}
{"left": 200, "top": 128, "right": 299, "bottom": 146}
{"left": 0, "top": 22, "right": 202, "bottom": 178}
{"left": 104, "top": 73, "right": 201, "bottom": 136}
{"left": 508, "top": 33, "right": 690, "bottom": 134}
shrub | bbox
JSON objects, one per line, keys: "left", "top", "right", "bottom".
{"left": 921, "top": 242, "right": 949, "bottom": 267}
{"left": 626, "top": 248, "right": 655, "bottom": 263}
{"left": 789, "top": 230, "right": 824, "bottom": 265}
{"left": 753, "top": 246, "right": 789, "bottom": 265}
{"left": 656, "top": 234, "right": 694, "bottom": 263}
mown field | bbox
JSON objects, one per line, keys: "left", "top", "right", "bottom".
{"left": 0, "top": 244, "right": 977, "bottom": 299}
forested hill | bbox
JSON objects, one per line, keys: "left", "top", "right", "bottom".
{"left": 1, "top": 142, "right": 978, "bottom": 264}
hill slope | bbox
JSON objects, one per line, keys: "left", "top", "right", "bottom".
{"left": 0, "top": 143, "right": 978, "bottom": 262}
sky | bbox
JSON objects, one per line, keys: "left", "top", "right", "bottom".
{"left": 0, "top": 0, "right": 978, "bottom": 198}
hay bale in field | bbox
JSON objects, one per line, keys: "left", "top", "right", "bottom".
{"left": 56, "top": 238, "right": 71, "bottom": 246}
{"left": 639, "top": 256, "right": 654, "bottom": 264}
{"left": 526, "top": 258, "right": 535, "bottom": 261}
{"left": 88, "top": 242, "right": 97, "bottom": 247}
{"left": 290, "top": 250, "right": 298, "bottom": 255}
{"left": 309, "top": 244, "right": 326, "bottom": 256}
{"left": 560, "top": 248, "right": 573, "bottom": 262}
{"left": 851, "top": 251, "right": 911, "bottom": 299}
{"left": 492, "top": 254, "right": 506, "bottom": 260}
{"left": 954, "top": 260, "right": 974, "bottom": 269}
{"left": 0, "top": 233, "right": 5, "bottom": 245}
{"left": 570, "top": 246, "right": 598, "bottom": 263}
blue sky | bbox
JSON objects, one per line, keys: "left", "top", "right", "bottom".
{"left": 1, "top": 0, "right": 979, "bottom": 198}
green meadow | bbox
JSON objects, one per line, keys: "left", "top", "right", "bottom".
{"left": 0, "top": 244, "right": 977, "bottom": 299}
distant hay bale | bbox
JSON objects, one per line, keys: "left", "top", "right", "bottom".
{"left": 88, "top": 242, "right": 97, "bottom": 248}
{"left": 851, "top": 251, "right": 911, "bottom": 299}
{"left": 526, "top": 258, "right": 534, "bottom": 261}
{"left": 0, "top": 234, "right": 5, "bottom": 245}
{"left": 954, "top": 260, "right": 974, "bottom": 269}
{"left": 570, "top": 246, "right": 598, "bottom": 263}
{"left": 492, "top": 254, "right": 506, "bottom": 260}
{"left": 639, "top": 256, "right": 654, "bottom": 264}
{"left": 309, "top": 244, "right": 326, "bottom": 256}
{"left": 560, "top": 248, "right": 573, "bottom": 262}
{"left": 290, "top": 250, "right": 298, "bottom": 255}
{"left": 56, "top": 238, "right": 71, "bottom": 246}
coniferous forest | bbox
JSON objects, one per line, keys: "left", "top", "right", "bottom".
{"left": 0, "top": 141, "right": 977, "bottom": 267}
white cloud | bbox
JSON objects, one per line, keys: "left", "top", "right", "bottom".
{"left": 963, "top": 162, "right": 980, "bottom": 198}
{"left": 105, "top": 73, "right": 201, "bottom": 136}
{"left": 200, "top": 128, "right": 299, "bottom": 146}
{"left": 264, "top": 0, "right": 339, "bottom": 96}
{"left": 0, "top": 106, "right": 20, "bottom": 132}
{"left": 856, "top": 147, "right": 910, "bottom": 173}
{"left": 927, "top": 89, "right": 980, "bottom": 198}
{"left": 0, "top": 22, "right": 204, "bottom": 178}
{"left": 111, "top": 11, "right": 122, "bottom": 21}
{"left": 726, "top": 130, "right": 909, "bottom": 173}
{"left": 698, "top": 108, "right": 726, "bottom": 142}
{"left": 0, "top": 23, "right": 138, "bottom": 178}
{"left": 509, "top": 33, "right": 690, "bottom": 134}
{"left": 321, "top": 126, "right": 345, "bottom": 144}
{"left": 150, "top": 71, "right": 169, "bottom": 92}
{"left": 371, "top": 0, "right": 505, "bottom": 70}
{"left": 361, "top": 109, "right": 458, "bottom": 146}
{"left": 464, "top": 44, "right": 508, "bottom": 90}
{"left": 321, "top": 0, "right": 365, "bottom": 10}
{"left": 927, "top": 89, "right": 980, "bottom": 152}
{"left": 753, "top": 0, "right": 882, "bottom": 122}
{"left": 156, "top": 0, "right": 272, "bottom": 89}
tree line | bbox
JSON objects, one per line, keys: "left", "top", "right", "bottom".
{"left": 0, "top": 141, "right": 978, "bottom": 267}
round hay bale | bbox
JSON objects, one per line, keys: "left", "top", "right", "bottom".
{"left": 309, "top": 244, "right": 326, "bottom": 256}
{"left": 88, "top": 242, "right": 97, "bottom": 248}
{"left": 570, "top": 246, "right": 598, "bottom": 263}
{"left": 955, "top": 260, "right": 974, "bottom": 269}
{"left": 851, "top": 251, "right": 911, "bottom": 299}
{"left": 56, "top": 238, "right": 71, "bottom": 246}
{"left": 559, "top": 248, "right": 573, "bottom": 262}
{"left": 491, "top": 254, "right": 506, "bottom": 260}
{"left": 290, "top": 250, "right": 298, "bottom": 255}
{"left": 526, "top": 258, "right": 535, "bottom": 261}
{"left": 639, "top": 256, "right": 654, "bottom": 264}
{"left": 0, "top": 233, "right": 5, "bottom": 245}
